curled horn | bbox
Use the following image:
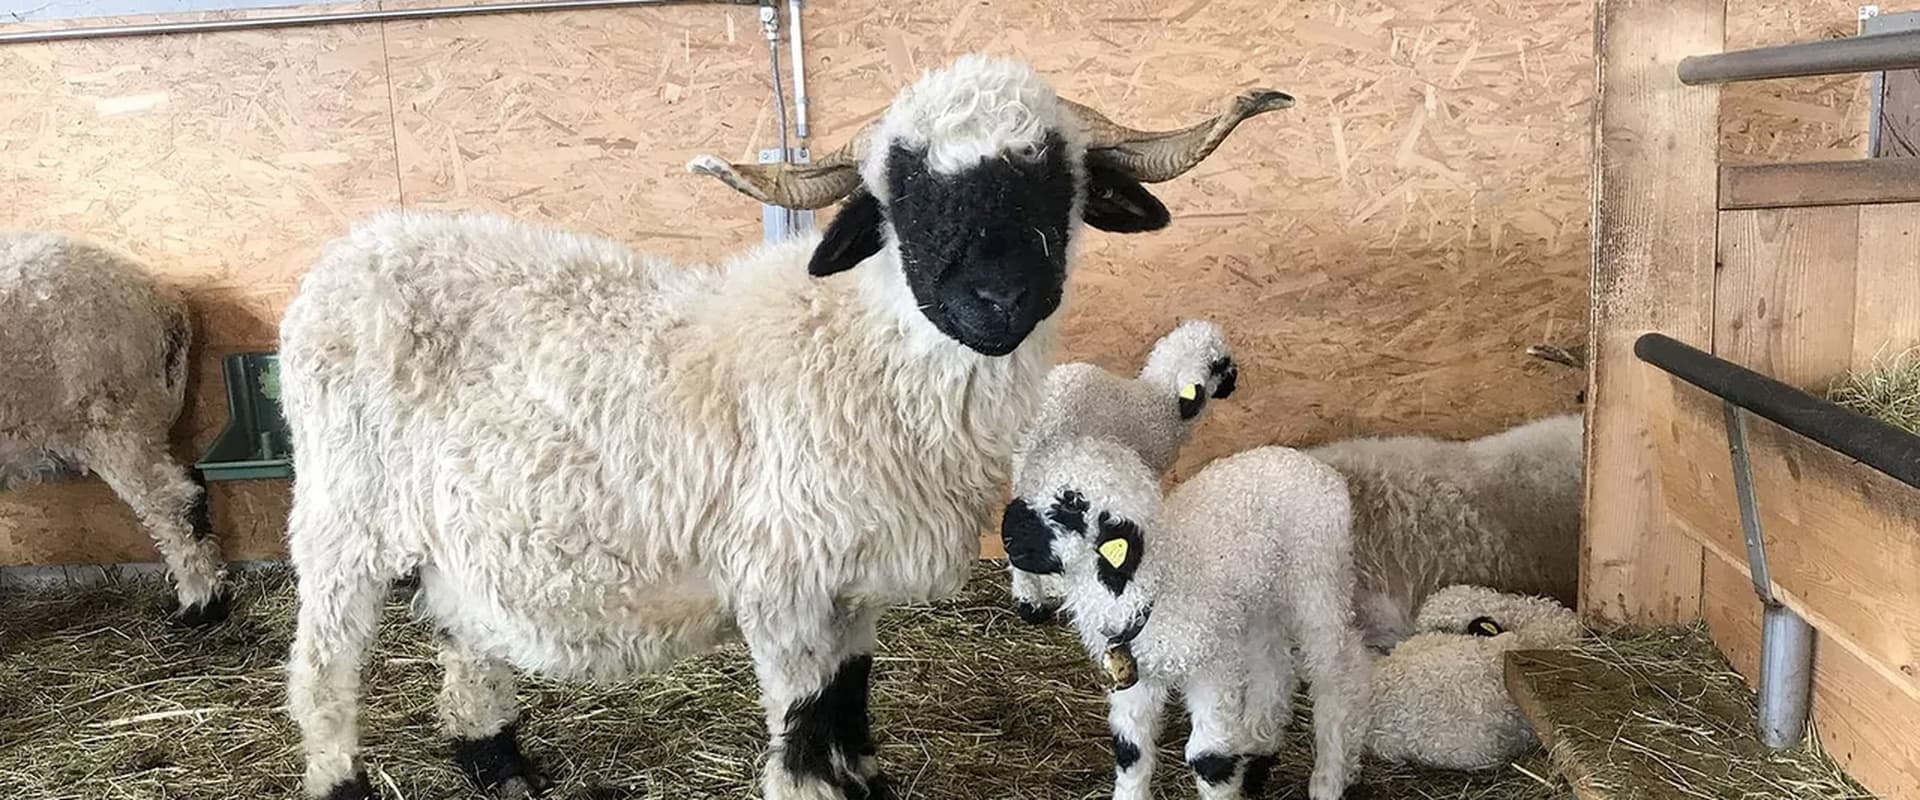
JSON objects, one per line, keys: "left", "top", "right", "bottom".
{"left": 686, "top": 122, "right": 875, "bottom": 210}
{"left": 689, "top": 86, "right": 1294, "bottom": 207}
{"left": 1068, "top": 89, "right": 1295, "bottom": 183}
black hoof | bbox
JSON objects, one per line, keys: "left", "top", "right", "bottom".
{"left": 1014, "top": 600, "right": 1058, "bottom": 624}
{"left": 174, "top": 590, "right": 232, "bottom": 628}
{"left": 453, "top": 723, "right": 547, "bottom": 798}
{"left": 321, "top": 772, "right": 379, "bottom": 800}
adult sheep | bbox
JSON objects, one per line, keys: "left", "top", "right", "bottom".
{"left": 0, "top": 231, "right": 229, "bottom": 626}
{"left": 278, "top": 54, "right": 1292, "bottom": 800}
{"left": 1311, "top": 413, "right": 1584, "bottom": 649}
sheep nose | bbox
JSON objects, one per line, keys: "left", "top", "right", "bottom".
{"left": 973, "top": 285, "right": 1027, "bottom": 313}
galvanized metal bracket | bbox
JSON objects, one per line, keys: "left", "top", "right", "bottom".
{"left": 1722, "top": 401, "right": 1776, "bottom": 601}
{"left": 759, "top": 147, "right": 816, "bottom": 243}
{"left": 1721, "top": 400, "right": 1815, "bottom": 750}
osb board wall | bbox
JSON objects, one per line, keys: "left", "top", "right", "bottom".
{"left": 1722, "top": 0, "right": 1920, "bottom": 163}
{"left": 1, "top": 0, "right": 1599, "bottom": 567}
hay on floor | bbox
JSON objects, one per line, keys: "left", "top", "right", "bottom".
{"left": 1, "top": 563, "right": 1567, "bottom": 799}
{"left": 1507, "top": 625, "right": 1872, "bottom": 800}
{"left": 1828, "top": 347, "right": 1920, "bottom": 436}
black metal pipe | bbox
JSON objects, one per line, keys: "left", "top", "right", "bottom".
{"left": 0, "top": 0, "right": 756, "bottom": 46}
{"left": 1678, "top": 28, "right": 1920, "bottom": 85}
{"left": 1634, "top": 333, "right": 1920, "bottom": 489}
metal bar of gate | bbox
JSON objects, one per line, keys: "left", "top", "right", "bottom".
{"left": 1678, "top": 28, "right": 1920, "bottom": 85}
{"left": 0, "top": 0, "right": 756, "bottom": 45}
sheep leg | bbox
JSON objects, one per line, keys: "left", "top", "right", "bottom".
{"left": 1107, "top": 678, "right": 1168, "bottom": 800}
{"left": 1297, "top": 612, "right": 1372, "bottom": 800}
{"left": 81, "top": 430, "right": 228, "bottom": 626}
{"left": 742, "top": 598, "right": 891, "bottom": 800}
{"left": 436, "top": 631, "right": 543, "bottom": 798}
{"left": 1236, "top": 633, "right": 1299, "bottom": 799}
{"left": 1007, "top": 565, "right": 1062, "bottom": 624}
{"left": 1183, "top": 676, "right": 1254, "bottom": 800}
{"left": 287, "top": 568, "right": 389, "bottom": 800}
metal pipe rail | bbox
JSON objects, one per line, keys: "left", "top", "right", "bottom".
{"left": 0, "top": 0, "right": 756, "bottom": 45}
{"left": 1634, "top": 333, "right": 1920, "bottom": 489}
{"left": 1678, "top": 28, "right": 1920, "bottom": 85}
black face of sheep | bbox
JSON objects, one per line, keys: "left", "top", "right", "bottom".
{"left": 810, "top": 136, "right": 1167, "bottom": 356}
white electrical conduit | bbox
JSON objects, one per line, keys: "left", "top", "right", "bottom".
{"left": 0, "top": 0, "right": 756, "bottom": 45}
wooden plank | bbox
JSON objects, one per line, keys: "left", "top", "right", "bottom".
{"left": 1505, "top": 628, "right": 1856, "bottom": 800}
{"left": 1703, "top": 557, "right": 1920, "bottom": 800}
{"left": 1720, "top": 158, "right": 1920, "bottom": 210}
{"left": 1656, "top": 379, "right": 1920, "bottom": 701}
{"left": 1853, "top": 203, "right": 1920, "bottom": 370}
{"left": 1866, "top": 10, "right": 1920, "bottom": 160}
{"left": 1585, "top": 0, "right": 1722, "bottom": 626}
{"left": 1714, "top": 206, "right": 1860, "bottom": 390}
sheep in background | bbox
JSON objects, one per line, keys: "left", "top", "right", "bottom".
{"left": 1368, "top": 585, "right": 1584, "bottom": 770}
{"left": 1312, "top": 412, "right": 1583, "bottom": 649}
{"left": 0, "top": 231, "right": 229, "bottom": 626}
{"left": 1006, "top": 318, "right": 1238, "bottom": 623}
{"left": 1003, "top": 437, "right": 1370, "bottom": 800}
{"left": 278, "top": 54, "right": 1292, "bottom": 800}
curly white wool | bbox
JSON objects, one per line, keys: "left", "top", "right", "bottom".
{"left": 1005, "top": 319, "right": 1235, "bottom": 621}
{"left": 1011, "top": 437, "right": 1371, "bottom": 800}
{"left": 0, "top": 231, "right": 228, "bottom": 624}
{"left": 1307, "top": 413, "right": 1584, "bottom": 649}
{"left": 1368, "top": 585, "right": 1584, "bottom": 770}
{"left": 277, "top": 54, "right": 1112, "bottom": 800}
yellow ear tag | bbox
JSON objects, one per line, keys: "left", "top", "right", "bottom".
{"left": 1098, "top": 538, "right": 1130, "bottom": 569}
{"left": 1179, "top": 384, "right": 1199, "bottom": 400}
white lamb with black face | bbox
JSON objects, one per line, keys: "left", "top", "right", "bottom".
{"left": 1004, "top": 436, "right": 1371, "bottom": 800}
{"left": 1005, "top": 318, "right": 1238, "bottom": 623}
{"left": 277, "top": 54, "right": 1293, "bottom": 800}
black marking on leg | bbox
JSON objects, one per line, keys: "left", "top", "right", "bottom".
{"left": 1014, "top": 599, "right": 1058, "bottom": 624}
{"left": 321, "top": 772, "right": 379, "bottom": 800}
{"left": 452, "top": 722, "right": 545, "bottom": 798}
{"left": 1113, "top": 735, "right": 1142, "bottom": 771}
{"left": 1188, "top": 752, "right": 1240, "bottom": 786}
{"left": 187, "top": 478, "right": 214, "bottom": 541}
{"left": 782, "top": 655, "right": 878, "bottom": 791}
{"left": 1093, "top": 512, "right": 1143, "bottom": 596}
{"left": 174, "top": 589, "right": 231, "bottom": 628}
{"left": 1242, "top": 753, "right": 1278, "bottom": 798}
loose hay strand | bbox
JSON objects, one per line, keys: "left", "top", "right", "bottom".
{"left": 1829, "top": 346, "right": 1920, "bottom": 436}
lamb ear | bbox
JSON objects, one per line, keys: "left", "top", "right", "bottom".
{"left": 807, "top": 188, "right": 885, "bottom": 276}
{"left": 1082, "top": 164, "right": 1170, "bottom": 233}
{"left": 1093, "top": 511, "right": 1144, "bottom": 595}
{"left": 1001, "top": 499, "right": 1063, "bottom": 575}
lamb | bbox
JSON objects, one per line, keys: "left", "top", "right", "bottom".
{"left": 0, "top": 231, "right": 229, "bottom": 626}
{"left": 276, "top": 54, "right": 1293, "bottom": 800}
{"left": 1005, "top": 318, "right": 1238, "bottom": 623}
{"left": 1311, "top": 413, "right": 1584, "bottom": 649}
{"left": 1368, "top": 585, "right": 1583, "bottom": 770}
{"left": 1003, "top": 436, "right": 1371, "bottom": 800}
{"left": 1007, "top": 412, "right": 1585, "bottom": 650}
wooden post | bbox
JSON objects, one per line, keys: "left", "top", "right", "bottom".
{"left": 1584, "top": 0, "right": 1724, "bottom": 626}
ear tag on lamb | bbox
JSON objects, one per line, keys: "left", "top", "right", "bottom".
{"left": 1468, "top": 616, "right": 1505, "bottom": 637}
{"left": 1098, "top": 538, "right": 1130, "bottom": 570}
{"left": 1104, "top": 642, "right": 1139, "bottom": 691}
{"left": 1179, "top": 383, "right": 1200, "bottom": 401}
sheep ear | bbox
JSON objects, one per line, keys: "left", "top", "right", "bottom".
{"left": 1001, "top": 499, "right": 1063, "bottom": 575}
{"left": 807, "top": 188, "right": 885, "bottom": 276}
{"left": 1082, "top": 164, "right": 1170, "bottom": 233}
{"left": 1209, "top": 357, "right": 1238, "bottom": 399}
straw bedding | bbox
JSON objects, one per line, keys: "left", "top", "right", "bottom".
{"left": 6, "top": 562, "right": 1573, "bottom": 800}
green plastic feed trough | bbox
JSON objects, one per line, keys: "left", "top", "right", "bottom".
{"left": 194, "top": 352, "right": 293, "bottom": 481}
